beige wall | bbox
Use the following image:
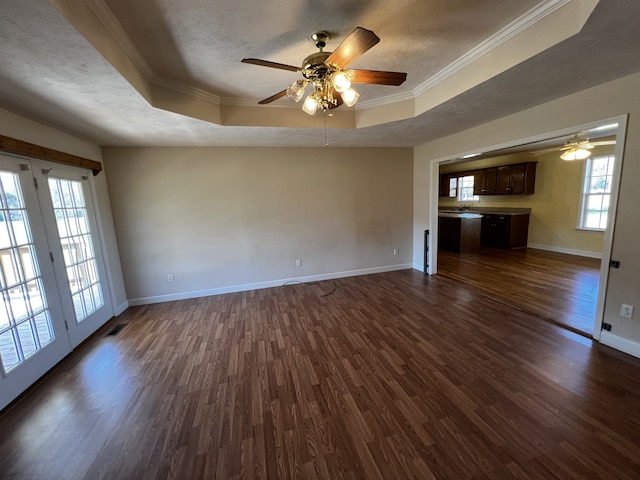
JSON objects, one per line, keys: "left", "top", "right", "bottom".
{"left": 414, "top": 72, "right": 640, "bottom": 348}
{"left": 0, "top": 108, "right": 127, "bottom": 314}
{"left": 102, "top": 146, "right": 413, "bottom": 303}
{"left": 438, "top": 146, "right": 616, "bottom": 256}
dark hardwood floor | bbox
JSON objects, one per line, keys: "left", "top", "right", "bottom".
{"left": 2, "top": 270, "right": 640, "bottom": 479}
{"left": 437, "top": 247, "right": 601, "bottom": 335}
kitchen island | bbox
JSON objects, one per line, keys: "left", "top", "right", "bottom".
{"left": 438, "top": 212, "right": 483, "bottom": 252}
{"left": 438, "top": 207, "right": 531, "bottom": 249}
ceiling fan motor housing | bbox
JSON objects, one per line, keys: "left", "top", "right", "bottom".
{"left": 302, "top": 51, "right": 331, "bottom": 74}
{"left": 310, "top": 31, "right": 330, "bottom": 50}
{"left": 301, "top": 51, "right": 339, "bottom": 108}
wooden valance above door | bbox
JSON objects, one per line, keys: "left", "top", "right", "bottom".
{"left": 0, "top": 134, "right": 102, "bottom": 175}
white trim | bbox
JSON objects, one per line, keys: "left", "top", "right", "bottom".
{"left": 527, "top": 243, "right": 602, "bottom": 259}
{"left": 426, "top": 114, "right": 628, "bottom": 342}
{"left": 592, "top": 116, "right": 627, "bottom": 339}
{"left": 114, "top": 301, "right": 129, "bottom": 316}
{"left": 357, "top": 91, "right": 415, "bottom": 110}
{"left": 128, "top": 264, "right": 413, "bottom": 306}
{"left": 599, "top": 331, "right": 640, "bottom": 359}
{"left": 413, "top": 0, "right": 570, "bottom": 98}
{"left": 85, "top": 0, "right": 154, "bottom": 80}
{"left": 576, "top": 227, "right": 606, "bottom": 233}
{"left": 151, "top": 77, "right": 222, "bottom": 106}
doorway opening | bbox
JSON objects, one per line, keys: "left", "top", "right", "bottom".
{"left": 0, "top": 155, "right": 113, "bottom": 411}
{"left": 430, "top": 118, "right": 626, "bottom": 337}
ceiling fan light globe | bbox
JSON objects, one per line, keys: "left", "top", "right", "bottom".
{"left": 302, "top": 94, "right": 318, "bottom": 115}
{"left": 333, "top": 71, "right": 351, "bottom": 93}
{"left": 561, "top": 147, "right": 591, "bottom": 160}
{"left": 286, "top": 80, "right": 307, "bottom": 102}
{"left": 342, "top": 87, "right": 359, "bottom": 107}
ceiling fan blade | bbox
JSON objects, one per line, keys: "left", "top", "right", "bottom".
{"left": 325, "top": 27, "right": 380, "bottom": 69}
{"left": 589, "top": 140, "right": 616, "bottom": 146}
{"left": 242, "top": 58, "right": 299, "bottom": 72}
{"left": 348, "top": 69, "right": 407, "bottom": 86}
{"left": 258, "top": 90, "right": 288, "bottom": 104}
{"left": 531, "top": 147, "right": 560, "bottom": 156}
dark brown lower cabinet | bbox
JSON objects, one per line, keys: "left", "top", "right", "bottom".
{"left": 439, "top": 216, "right": 482, "bottom": 252}
{"left": 480, "top": 214, "right": 530, "bottom": 248}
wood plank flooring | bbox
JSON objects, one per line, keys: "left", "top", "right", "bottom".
{"left": 2, "top": 270, "right": 640, "bottom": 479}
{"left": 437, "top": 247, "right": 601, "bottom": 335}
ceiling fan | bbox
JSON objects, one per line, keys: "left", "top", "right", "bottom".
{"left": 533, "top": 134, "right": 616, "bottom": 160}
{"left": 241, "top": 27, "right": 407, "bottom": 115}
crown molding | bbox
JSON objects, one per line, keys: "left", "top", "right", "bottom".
{"left": 86, "top": 0, "right": 223, "bottom": 106}
{"left": 84, "top": 0, "right": 154, "bottom": 80}
{"left": 413, "top": 0, "right": 571, "bottom": 98}
{"left": 302, "top": 1, "right": 574, "bottom": 113}
{"left": 357, "top": 91, "right": 415, "bottom": 110}
{"left": 76, "top": 0, "right": 580, "bottom": 128}
{"left": 152, "top": 77, "right": 222, "bottom": 106}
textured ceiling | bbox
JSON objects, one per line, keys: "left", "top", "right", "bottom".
{"left": 0, "top": 0, "right": 639, "bottom": 148}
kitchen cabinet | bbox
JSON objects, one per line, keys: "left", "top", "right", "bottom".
{"left": 439, "top": 173, "right": 450, "bottom": 197}
{"left": 496, "top": 162, "right": 536, "bottom": 194}
{"left": 481, "top": 213, "right": 530, "bottom": 248}
{"left": 439, "top": 213, "right": 482, "bottom": 252}
{"left": 439, "top": 173, "right": 457, "bottom": 197}
{"left": 473, "top": 168, "right": 497, "bottom": 195}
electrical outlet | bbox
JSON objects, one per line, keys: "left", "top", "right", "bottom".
{"left": 295, "top": 259, "right": 302, "bottom": 267}
{"left": 393, "top": 248, "right": 399, "bottom": 255}
{"left": 167, "top": 274, "right": 174, "bottom": 283}
{"left": 620, "top": 304, "right": 634, "bottom": 318}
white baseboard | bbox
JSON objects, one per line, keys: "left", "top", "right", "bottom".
{"left": 114, "top": 301, "right": 129, "bottom": 316}
{"left": 527, "top": 243, "right": 602, "bottom": 259}
{"left": 599, "top": 331, "right": 640, "bottom": 359}
{"left": 128, "top": 263, "right": 413, "bottom": 306}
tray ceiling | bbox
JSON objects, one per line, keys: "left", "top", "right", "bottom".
{"left": 1, "top": 0, "right": 639, "bottom": 147}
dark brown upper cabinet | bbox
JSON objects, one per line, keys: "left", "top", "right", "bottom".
{"left": 439, "top": 173, "right": 450, "bottom": 197}
{"left": 496, "top": 162, "right": 536, "bottom": 194}
{"left": 473, "top": 168, "right": 497, "bottom": 195}
{"left": 439, "top": 173, "right": 459, "bottom": 197}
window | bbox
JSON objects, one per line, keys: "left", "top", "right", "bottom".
{"left": 448, "top": 177, "right": 457, "bottom": 198}
{"left": 457, "top": 175, "right": 479, "bottom": 202}
{"left": 579, "top": 155, "right": 613, "bottom": 230}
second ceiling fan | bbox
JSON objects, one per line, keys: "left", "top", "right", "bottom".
{"left": 532, "top": 134, "right": 616, "bottom": 160}
{"left": 242, "top": 27, "right": 407, "bottom": 115}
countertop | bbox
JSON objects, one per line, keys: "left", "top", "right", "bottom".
{"left": 438, "top": 212, "right": 483, "bottom": 219}
{"left": 439, "top": 207, "right": 531, "bottom": 217}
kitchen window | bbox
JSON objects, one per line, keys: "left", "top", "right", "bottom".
{"left": 579, "top": 155, "right": 613, "bottom": 231}
{"left": 457, "top": 175, "right": 479, "bottom": 202}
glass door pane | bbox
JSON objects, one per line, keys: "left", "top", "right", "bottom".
{"left": 0, "top": 157, "right": 70, "bottom": 411}
{"left": 34, "top": 165, "right": 113, "bottom": 349}
{"left": 0, "top": 171, "right": 55, "bottom": 373}
{"left": 48, "top": 177, "right": 104, "bottom": 322}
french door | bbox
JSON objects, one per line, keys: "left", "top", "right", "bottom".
{"left": 33, "top": 162, "right": 112, "bottom": 347}
{"left": 0, "top": 155, "right": 112, "bottom": 410}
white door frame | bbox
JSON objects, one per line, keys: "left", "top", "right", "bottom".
{"left": 0, "top": 155, "right": 115, "bottom": 410}
{"left": 425, "top": 114, "right": 629, "bottom": 339}
{"left": 31, "top": 161, "right": 114, "bottom": 348}
{"left": 0, "top": 156, "right": 71, "bottom": 410}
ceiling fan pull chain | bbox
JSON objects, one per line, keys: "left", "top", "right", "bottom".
{"left": 324, "top": 109, "right": 329, "bottom": 147}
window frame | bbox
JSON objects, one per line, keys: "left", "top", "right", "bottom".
{"left": 456, "top": 174, "right": 480, "bottom": 203}
{"left": 578, "top": 155, "right": 614, "bottom": 231}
